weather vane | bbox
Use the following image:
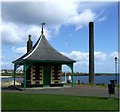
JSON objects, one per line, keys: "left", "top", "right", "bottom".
{"left": 41, "top": 22, "right": 45, "bottom": 34}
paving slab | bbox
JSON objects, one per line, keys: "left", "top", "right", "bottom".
{"left": 2, "top": 84, "right": 119, "bottom": 98}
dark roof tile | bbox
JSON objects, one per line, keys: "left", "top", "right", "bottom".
{"left": 13, "top": 34, "right": 76, "bottom": 64}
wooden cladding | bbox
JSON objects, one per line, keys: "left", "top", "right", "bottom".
{"left": 26, "top": 64, "right": 43, "bottom": 85}
{"left": 26, "top": 64, "right": 62, "bottom": 86}
{"left": 51, "top": 65, "right": 62, "bottom": 84}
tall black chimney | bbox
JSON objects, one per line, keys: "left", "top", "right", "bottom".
{"left": 89, "top": 22, "right": 95, "bottom": 84}
{"left": 27, "top": 35, "right": 33, "bottom": 52}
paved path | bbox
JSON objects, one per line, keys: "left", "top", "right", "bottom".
{"left": 2, "top": 84, "right": 119, "bottom": 98}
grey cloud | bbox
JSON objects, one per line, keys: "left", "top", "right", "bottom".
{"left": 2, "top": 2, "right": 44, "bottom": 25}
{"left": 1, "top": 2, "right": 71, "bottom": 26}
{"left": 1, "top": 2, "right": 110, "bottom": 46}
{"left": 2, "top": 2, "right": 108, "bottom": 29}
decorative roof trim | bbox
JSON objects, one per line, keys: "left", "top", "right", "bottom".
{"left": 23, "top": 35, "right": 42, "bottom": 60}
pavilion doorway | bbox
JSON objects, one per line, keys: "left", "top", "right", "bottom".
{"left": 43, "top": 65, "right": 51, "bottom": 86}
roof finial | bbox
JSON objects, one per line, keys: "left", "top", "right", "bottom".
{"left": 41, "top": 22, "right": 45, "bottom": 34}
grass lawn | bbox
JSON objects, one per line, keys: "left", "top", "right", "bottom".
{"left": 2, "top": 92, "right": 119, "bottom": 111}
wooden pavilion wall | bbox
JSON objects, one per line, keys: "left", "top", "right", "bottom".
{"left": 26, "top": 64, "right": 62, "bottom": 87}
{"left": 26, "top": 64, "right": 43, "bottom": 86}
{"left": 51, "top": 65, "right": 62, "bottom": 84}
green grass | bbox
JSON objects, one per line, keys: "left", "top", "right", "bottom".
{"left": 2, "top": 92, "right": 119, "bottom": 111}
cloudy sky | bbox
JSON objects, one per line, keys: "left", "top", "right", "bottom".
{"left": 1, "top": 1, "right": 119, "bottom": 73}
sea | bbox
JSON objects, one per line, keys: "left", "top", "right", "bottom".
{"left": 62, "top": 75, "right": 119, "bottom": 84}
{"left": 1, "top": 75, "right": 119, "bottom": 85}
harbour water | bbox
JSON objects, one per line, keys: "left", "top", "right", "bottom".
{"left": 1, "top": 75, "right": 119, "bottom": 85}
{"left": 62, "top": 75, "right": 119, "bottom": 84}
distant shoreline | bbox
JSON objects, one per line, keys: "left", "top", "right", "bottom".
{"left": 63, "top": 73, "right": 116, "bottom": 76}
{"left": 1, "top": 73, "right": 116, "bottom": 78}
{"left": 0, "top": 76, "right": 12, "bottom": 78}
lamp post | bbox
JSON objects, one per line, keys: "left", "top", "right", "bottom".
{"left": 114, "top": 57, "right": 117, "bottom": 84}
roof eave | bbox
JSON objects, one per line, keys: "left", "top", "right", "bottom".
{"left": 25, "top": 59, "right": 76, "bottom": 64}
{"left": 12, "top": 59, "right": 24, "bottom": 65}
